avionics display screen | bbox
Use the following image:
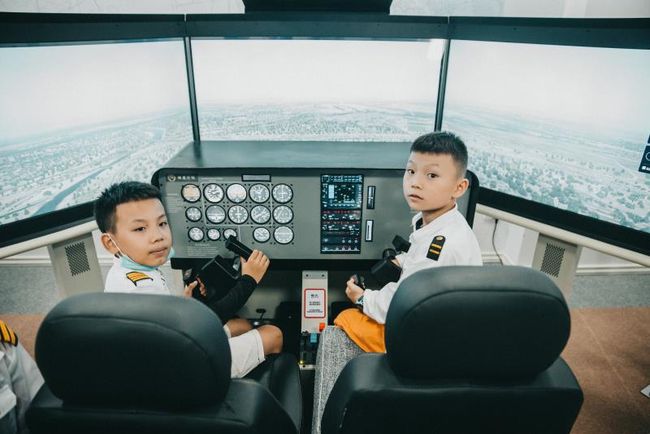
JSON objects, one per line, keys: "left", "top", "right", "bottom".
{"left": 192, "top": 38, "right": 443, "bottom": 142}
{"left": 0, "top": 40, "right": 192, "bottom": 226}
{"left": 320, "top": 175, "right": 363, "bottom": 253}
{"left": 443, "top": 40, "right": 650, "bottom": 234}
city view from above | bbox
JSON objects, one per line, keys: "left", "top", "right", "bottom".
{"left": 0, "top": 111, "right": 192, "bottom": 225}
{"left": 198, "top": 102, "right": 436, "bottom": 142}
{"left": 1, "top": 102, "right": 648, "bottom": 234}
{"left": 444, "top": 105, "right": 649, "bottom": 233}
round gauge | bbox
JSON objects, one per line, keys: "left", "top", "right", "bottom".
{"left": 205, "top": 205, "right": 226, "bottom": 224}
{"left": 223, "top": 228, "right": 238, "bottom": 240}
{"left": 228, "top": 205, "right": 248, "bottom": 224}
{"left": 253, "top": 227, "right": 271, "bottom": 243}
{"left": 250, "top": 205, "right": 271, "bottom": 224}
{"left": 274, "top": 226, "right": 294, "bottom": 244}
{"left": 249, "top": 184, "right": 270, "bottom": 203}
{"left": 185, "top": 206, "right": 202, "bottom": 222}
{"left": 272, "top": 184, "right": 293, "bottom": 203}
{"left": 207, "top": 228, "right": 220, "bottom": 241}
{"left": 188, "top": 227, "right": 204, "bottom": 242}
{"left": 273, "top": 205, "right": 293, "bottom": 224}
{"left": 203, "top": 183, "right": 224, "bottom": 203}
{"left": 181, "top": 184, "right": 201, "bottom": 203}
{"left": 226, "top": 184, "right": 247, "bottom": 203}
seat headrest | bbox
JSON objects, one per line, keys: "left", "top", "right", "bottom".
{"left": 36, "top": 293, "right": 231, "bottom": 410}
{"left": 385, "top": 266, "right": 570, "bottom": 380}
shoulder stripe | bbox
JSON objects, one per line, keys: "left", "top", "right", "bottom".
{"left": 0, "top": 320, "right": 18, "bottom": 346}
{"left": 126, "top": 271, "right": 154, "bottom": 286}
{"left": 426, "top": 235, "right": 446, "bottom": 261}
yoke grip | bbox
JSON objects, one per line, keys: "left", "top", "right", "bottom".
{"left": 225, "top": 235, "right": 253, "bottom": 260}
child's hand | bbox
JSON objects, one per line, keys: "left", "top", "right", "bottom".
{"left": 196, "top": 277, "right": 207, "bottom": 296}
{"left": 182, "top": 279, "right": 207, "bottom": 298}
{"left": 345, "top": 276, "right": 364, "bottom": 303}
{"left": 183, "top": 281, "right": 197, "bottom": 298}
{"left": 241, "top": 250, "right": 270, "bottom": 283}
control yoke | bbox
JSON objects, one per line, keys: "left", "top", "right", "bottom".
{"left": 194, "top": 238, "right": 255, "bottom": 286}
{"left": 225, "top": 235, "right": 253, "bottom": 260}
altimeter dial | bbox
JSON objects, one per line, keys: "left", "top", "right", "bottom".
{"left": 204, "top": 183, "right": 224, "bottom": 203}
{"left": 249, "top": 184, "right": 270, "bottom": 203}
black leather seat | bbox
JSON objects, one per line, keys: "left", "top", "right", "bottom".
{"left": 321, "top": 266, "right": 583, "bottom": 434}
{"left": 457, "top": 169, "right": 479, "bottom": 228}
{"left": 26, "top": 293, "right": 301, "bottom": 434}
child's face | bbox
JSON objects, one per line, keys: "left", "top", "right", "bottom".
{"left": 105, "top": 198, "right": 172, "bottom": 267}
{"left": 403, "top": 152, "right": 468, "bottom": 220}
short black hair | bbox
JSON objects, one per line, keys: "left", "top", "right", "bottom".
{"left": 410, "top": 131, "right": 468, "bottom": 177}
{"left": 94, "top": 181, "right": 162, "bottom": 233}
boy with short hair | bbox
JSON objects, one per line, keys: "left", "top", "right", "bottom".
{"left": 335, "top": 131, "right": 483, "bottom": 351}
{"left": 94, "top": 181, "right": 282, "bottom": 378}
{"left": 312, "top": 131, "right": 483, "bottom": 434}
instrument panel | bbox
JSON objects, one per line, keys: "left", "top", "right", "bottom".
{"left": 156, "top": 168, "right": 412, "bottom": 261}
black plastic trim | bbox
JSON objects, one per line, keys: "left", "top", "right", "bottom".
{"left": 0, "top": 202, "right": 95, "bottom": 248}
{"left": 243, "top": 0, "right": 392, "bottom": 14}
{"left": 0, "top": 12, "right": 185, "bottom": 44}
{"left": 447, "top": 16, "right": 650, "bottom": 49}
{"left": 186, "top": 13, "right": 448, "bottom": 39}
{"left": 2, "top": 13, "right": 648, "bottom": 48}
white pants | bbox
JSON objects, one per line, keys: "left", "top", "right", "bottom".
{"left": 223, "top": 326, "right": 265, "bottom": 378}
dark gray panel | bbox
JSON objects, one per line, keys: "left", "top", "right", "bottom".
{"left": 158, "top": 168, "right": 412, "bottom": 260}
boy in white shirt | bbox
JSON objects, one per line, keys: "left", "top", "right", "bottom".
{"left": 336, "top": 131, "right": 482, "bottom": 352}
{"left": 312, "top": 132, "right": 483, "bottom": 434}
{"left": 0, "top": 320, "right": 44, "bottom": 434}
{"left": 94, "top": 181, "right": 282, "bottom": 378}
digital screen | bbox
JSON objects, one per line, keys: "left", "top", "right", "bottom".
{"left": 192, "top": 39, "right": 443, "bottom": 142}
{"left": 0, "top": 40, "right": 192, "bottom": 226}
{"left": 443, "top": 41, "right": 650, "bottom": 234}
{"left": 320, "top": 175, "right": 364, "bottom": 253}
{"left": 322, "top": 177, "right": 363, "bottom": 209}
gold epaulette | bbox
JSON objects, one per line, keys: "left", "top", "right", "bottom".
{"left": 0, "top": 320, "right": 18, "bottom": 346}
{"left": 426, "top": 235, "right": 446, "bottom": 261}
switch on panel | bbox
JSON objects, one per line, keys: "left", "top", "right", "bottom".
{"left": 367, "top": 186, "right": 376, "bottom": 209}
{"left": 365, "top": 219, "right": 374, "bottom": 242}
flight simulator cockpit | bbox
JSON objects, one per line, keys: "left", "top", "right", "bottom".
{"left": 154, "top": 141, "right": 475, "bottom": 262}
{"left": 0, "top": 8, "right": 648, "bottom": 434}
{"left": 152, "top": 140, "right": 477, "bottom": 360}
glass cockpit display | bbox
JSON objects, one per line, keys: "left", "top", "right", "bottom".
{"left": 320, "top": 175, "right": 364, "bottom": 254}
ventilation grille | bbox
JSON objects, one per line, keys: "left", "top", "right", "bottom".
{"left": 540, "top": 243, "right": 565, "bottom": 278}
{"left": 65, "top": 242, "right": 91, "bottom": 276}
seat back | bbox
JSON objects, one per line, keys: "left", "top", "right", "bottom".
{"left": 456, "top": 169, "right": 479, "bottom": 227}
{"left": 322, "top": 266, "right": 583, "bottom": 434}
{"left": 27, "top": 293, "right": 298, "bottom": 434}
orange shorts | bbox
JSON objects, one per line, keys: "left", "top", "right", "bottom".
{"left": 334, "top": 308, "right": 386, "bottom": 353}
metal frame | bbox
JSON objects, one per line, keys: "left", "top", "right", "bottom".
{"left": 183, "top": 36, "right": 201, "bottom": 143}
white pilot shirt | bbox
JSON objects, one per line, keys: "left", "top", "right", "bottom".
{"left": 362, "top": 204, "right": 482, "bottom": 324}
{"left": 0, "top": 341, "right": 44, "bottom": 433}
{"left": 104, "top": 257, "right": 171, "bottom": 295}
